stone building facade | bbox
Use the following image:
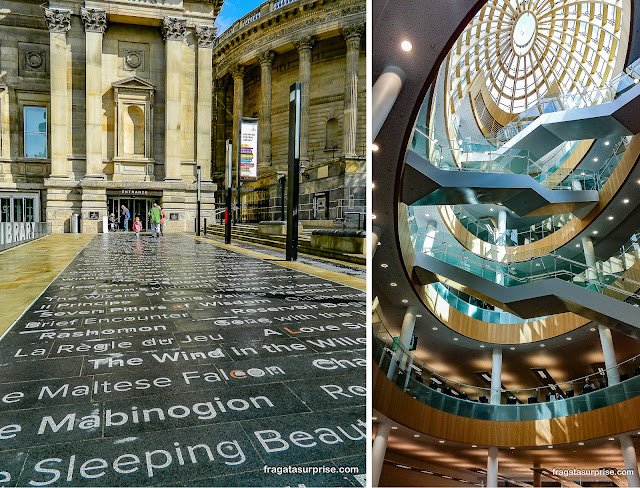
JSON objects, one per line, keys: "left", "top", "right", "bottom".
{"left": 211, "top": 0, "right": 366, "bottom": 225}
{"left": 0, "top": 0, "right": 221, "bottom": 233}
{"left": 0, "top": 0, "right": 365, "bottom": 233}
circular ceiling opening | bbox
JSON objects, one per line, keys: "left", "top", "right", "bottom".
{"left": 512, "top": 11, "right": 536, "bottom": 56}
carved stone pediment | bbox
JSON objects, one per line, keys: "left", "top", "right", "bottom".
{"left": 112, "top": 76, "right": 156, "bottom": 92}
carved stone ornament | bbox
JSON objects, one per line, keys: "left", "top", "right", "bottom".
{"left": 195, "top": 25, "right": 218, "bottom": 48}
{"left": 161, "top": 17, "right": 187, "bottom": 41}
{"left": 124, "top": 50, "right": 144, "bottom": 71}
{"left": 25, "top": 51, "right": 45, "bottom": 70}
{"left": 258, "top": 50, "right": 275, "bottom": 67}
{"left": 342, "top": 23, "right": 365, "bottom": 42}
{"left": 43, "top": 8, "right": 71, "bottom": 34}
{"left": 230, "top": 64, "right": 245, "bottom": 80}
{"left": 81, "top": 8, "right": 108, "bottom": 34}
{"left": 295, "top": 36, "right": 316, "bottom": 52}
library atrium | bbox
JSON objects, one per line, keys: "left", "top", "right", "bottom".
{"left": 372, "top": 0, "right": 640, "bottom": 486}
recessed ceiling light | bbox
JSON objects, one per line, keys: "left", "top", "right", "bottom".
{"left": 414, "top": 434, "right": 420, "bottom": 437}
{"left": 592, "top": 230, "right": 598, "bottom": 235}
{"left": 548, "top": 445, "right": 553, "bottom": 449}
{"left": 425, "top": 213, "right": 430, "bottom": 217}
{"left": 510, "top": 447, "right": 515, "bottom": 450}
{"left": 416, "top": 314, "right": 422, "bottom": 317}
{"left": 624, "top": 199, "right": 630, "bottom": 203}
{"left": 576, "top": 243, "right": 581, "bottom": 247}
{"left": 480, "top": 345, "right": 485, "bottom": 348}
{"left": 391, "top": 426, "right": 398, "bottom": 430}
{"left": 381, "top": 263, "right": 388, "bottom": 268}
{"left": 567, "top": 337, "right": 572, "bottom": 340}
{"left": 540, "top": 344, "right": 546, "bottom": 347}
{"left": 489, "top": 208, "right": 494, "bottom": 212}
{"left": 372, "top": 143, "right": 379, "bottom": 152}
{"left": 637, "top": 179, "right": 640, "bottom": 184}
{"left": 453, "top": 338, "right": 459, "bottom": 341}
{"left": 609, "top": 437, "right": 615, "bottom": 441}
{"left": 372, "top": 417, "right": 377, "bottom": 420}
{"left": 472, "top": 445, "right": 478, "bottom": 448}
{"left": 371, "top": 182, "right": 375, "bottom": 189}
{"left": 608, "top": 216, "right": 614, "bottom": 220}
{"left": 377, "top": 242, "right": 381, "bottom": 246}
{"left": 402, "top": 299, "right": 408, "bottom": 303}
{"left": 401, "top": 40, "right": 413, "bottom": 52}
{"left": 432, "top": 327, "right": 438, "bottom": 330}
{"left": 581, "top": 172, "right": 586, "bottom": 176}
{"left": 578, "top": 442, "right": 585, "bottom": 445}
{"left": 593, "top": 157, "right": 599, "bottom": 162}
{"left": 372, "top": 214, "right": 377, "bottom": 219}
{"left": 439, "top": 440, "right": 445, "bottom": 444}
{"left": 590, "top": 328, "right": 596, "bottom": 331}
{"left": 510, "top": 347, "right": 515, "bottom": 350}
{"left": 390, "top": 282, "right": 397, "bottom": 287}
{"left": 605, "top": 141, "right": 610, "bottom": 146}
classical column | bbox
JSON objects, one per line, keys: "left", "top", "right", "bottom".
{"left": 373, "top": 66, "right": 406, "bottom": 140}
{"left": 44, "top": 8, "right": 71, "bottom": 178}
{"left": 387, "top": 306, "right": 416, "bottom": 379}
{"left": 195, "top": 25, "right": 217, "bottom": 182}
{"left": 258, "top": 50, "right": 275, "bottom": 172}
{"left": 81, "top": 8, "right": 107, "bottom": 179}
{"left": 230, "top": 65, "right": 245, "bottom": 181}
{"left": 487, "top": 447, "right": 499, "bottom": 488}
{"left": 295, "top": 37, "right": 315, "bottom": 166}
{"left": 372, "top": 423, "right": 391, "bottom": 487}
{"left": 162, "top": 16, "right": 187, "bottom": 181}
{"left": 490, "top": 347, "right": 502, "bottom": 405}
{"left": 342, "top": 24, "right": 364, "bottom": 159}
{"left": 214, "top": 79, "right": 228, "bottom": 177}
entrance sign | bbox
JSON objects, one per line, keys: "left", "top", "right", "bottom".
{"left": 238, "top": 118, "right": 258, "bottom": 180}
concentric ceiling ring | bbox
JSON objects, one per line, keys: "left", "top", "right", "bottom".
{"left": 447, "top": 0, "right": 629, "bottom": 115}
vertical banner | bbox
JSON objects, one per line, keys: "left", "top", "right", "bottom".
{"left": 239, "top": 118, "right": 259, "bottom": 180}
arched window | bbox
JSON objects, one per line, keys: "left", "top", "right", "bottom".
{"left": 325, "top": 118, "right": 339, "bottom": 149}
{"left": 124, "top": 105, "right": 145, "bottom": 156}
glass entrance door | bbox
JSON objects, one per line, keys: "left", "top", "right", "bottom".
{"left": 107, "top": 197, "right": 153, "bottom": 231}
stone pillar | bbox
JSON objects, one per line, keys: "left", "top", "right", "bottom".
{"left": 258, "top": 50, "right": 275, "bottom": 172}
{"left": 599, "top": 324, "right": 620, "bottom": 386}
{"left": 619, "top": 434, "right": 640, "bottom": 487}
{"left": 371, "top": 225, "right": 382, "bottom": 257}
{"left": 372, "top": 423, "right": 391, "bottom": 487}
{"left": 295, "top": 37, "right": 315, "bottom": 166}
{"left": 214, "top": 79, "right": 228, "bottom": 177}
{"left": 44, "top": 8, "right": 71, "bottom": 178}
{"left": 487, "top": 447, "right": 499, "bottom": 488}
{"left": 581, "top": 235, "right": 599, "bottom": 283}
{"left": 162, "top": 16, "right": 187, "bottom": 181}
{"left": 373, "top": 66, "right": 405, "bottom": 140}
{"left": 341, "top": 24, "right": 364, "bottom": 159}
{"left": 81, "top": 8, "right": 107, "bottom": 179}
{"left": 230, "top": 65, "right": 245, "bottom": 182}
{"left": 195, "top": 25, "right": 217, "bottom": 182}
{"left": 387, "top": 306, "right": 416, "bottom": 379}
{"left": 490, "top": 347, "right": 502, "bottom": 405}
{"left": 597, "top": 324, "right": 640, "bottom": 486}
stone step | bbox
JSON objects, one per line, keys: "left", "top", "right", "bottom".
{"left": 203, "top": 225, "right": 365, "bottom": 265}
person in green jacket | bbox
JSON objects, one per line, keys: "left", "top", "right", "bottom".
{"left": 148, "top": 203, "right": 162, "bottom": 237}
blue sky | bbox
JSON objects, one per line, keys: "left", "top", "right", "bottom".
{"left": 215, "top": 0, "right": 264, "bottom": 33}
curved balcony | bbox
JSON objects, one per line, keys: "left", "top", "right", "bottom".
{"left": 374, "top": 328, "right": 640, "bottom": 423}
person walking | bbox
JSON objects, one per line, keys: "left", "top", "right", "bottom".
{"left": 121, "top": 204, "right": 130, "bottom": 232}
{"left": 133, "top": 217, "right": 142, "bottom": 238}
{"left": 159, "top": 206, "right": 166, "bottom": 236}
{"left": 148, "top": 203, "right": 162, "bottom": 238}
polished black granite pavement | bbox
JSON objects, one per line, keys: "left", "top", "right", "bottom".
{"left": 0, "top": 234, "right": 365, "bottom": 487}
